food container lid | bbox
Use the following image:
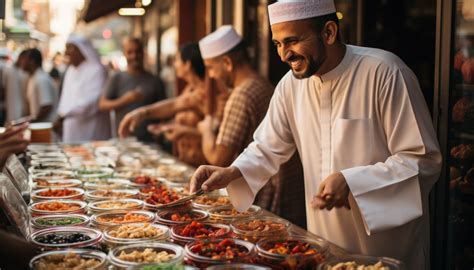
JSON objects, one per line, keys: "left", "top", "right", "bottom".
{"left": 91, "top": 210, "right": 156, "bottom": 227}
{"left": 31, "top": 170, "right": 75, "bottom": 181}
{"left": 31, "top": 187, "right": 85, "bottom": 201}
{"left": 256, "top": 236, "right": 329, "bottom": 260}
{"left": 29, "top": 249, "right": 107, "bottom": 270}
{"left": 83, "top": 178, "right": 132, "bottom": 190}
{"left": 29, "top": 226, "right": 102, "bottom": 249}
{"left": 104, "top": 223, "right": 170, "bottom": 244}
{"left": 156, "top": 209, "right": 208, "bottom": 225}
{"left": 317, "top": 255, "right": 403, "bottom": 270}
{"left": 88, "top": 199, "right": 144, "bottom": 213}
{"left": 109, "top": 242, "right": 185, "bottom": 267}
{"left": 230, "top": 216, "right": 290, "bottom": 236}
{"left": 185, "top": 238, "right": 255, "bottom": 263}
{"left": 32, "top": 179, "right": 82, "bottom": 190}
{"left": 31, "top": 214, "right": 90, "bottom": 229}
{"left": 29, "top": 200, "right": 87, "bottom": 215}
{"left": 85, "top": 189, "right": 139, "bottom": 201}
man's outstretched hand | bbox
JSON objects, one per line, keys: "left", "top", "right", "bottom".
{"left": 190, "top": 165, "right": 242, "bottom": 193}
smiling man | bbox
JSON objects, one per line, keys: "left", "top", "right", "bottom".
{"left": 190, "top": 1, "right": 442, "bottom": 269}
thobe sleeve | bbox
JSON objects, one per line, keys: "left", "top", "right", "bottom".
{"left": 62, "top": 67, "right": 107, "bottom": 118}
{"left": 341, "top": 68, "right": 442, "bottom": 234}
{"left": 228, "top": 82, "right": 297, "bottom": 211}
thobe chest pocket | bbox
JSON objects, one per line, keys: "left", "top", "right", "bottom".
{"left": 332, "top": 118, "right": 374, "bottom": 170}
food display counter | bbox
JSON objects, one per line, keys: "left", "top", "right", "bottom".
{"left": 0, "top": 139, "right": 402, "bottom": 269}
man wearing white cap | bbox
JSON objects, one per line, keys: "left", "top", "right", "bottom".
{"left": 196, "top": 25, "right": 274, "bottom": 168}
{"left": 190, "top": 1, "right": 442, "bottom": 269}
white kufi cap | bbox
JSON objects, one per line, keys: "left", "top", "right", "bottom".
{"left": 268, "top": 0, "right": 336, "bottom": 25}
{"left": 199, "top": 25, "right": 242, "bottom": 59}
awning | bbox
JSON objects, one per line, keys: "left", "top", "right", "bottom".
{"left": 80, "top": 0, "right": 133, "bottom": 23}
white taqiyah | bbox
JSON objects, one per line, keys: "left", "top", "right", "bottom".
{"left": 198, "top": 25, "right": 242, "bottom": 59}
{"left": 268, "top": 0, "right": 336, "bottom": 25}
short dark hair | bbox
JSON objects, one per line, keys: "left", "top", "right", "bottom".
{"left": 26, "top": 48, "right": 43, "bottom": 67}
{"left": 308, "top": 13, "right": 340, "bottom": 39}
{"left": 221, "top": 40, "right": 249, "bottom": 66}
{"left": 125, "top": 37, "right": 144, "bottom": 51}
{"left": 179, "top": 42, "right": 205, "bottom": 79}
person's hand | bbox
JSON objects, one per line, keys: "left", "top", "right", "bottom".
{"left": 190, "top": 165, "right": 242, "bottom": 193}
{"left": 0, "top": 123, "right": 30, "bottom": 168}
{"left": 311, "top": 172, "right": 351, "bottom": 210}
{"left": 197, "top": 115, "right": 216, "bottom": 134}
{"left": 147, "top": 123, "right": 186, "bottom": 141}
{"left": 118, "top": 108, "right": 147, "bottom": 138}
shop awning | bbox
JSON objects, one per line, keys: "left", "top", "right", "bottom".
{"left": 81, "top": 0, "right": 133, "bottom": 23}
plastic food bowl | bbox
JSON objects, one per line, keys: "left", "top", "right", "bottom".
{"left": 29, "top": 200, "right": 87, "bottom": 217}
{"left": 31, "top": 187, "right": 85, "bottom": 202}
{"left": 156, "top": 208, "right": 208, "bottom": 226}
{"left": 255, "top": 236, "right": 329, "bottom": 270}
{"left": 184, "top": 238, "right": 255, "bottom": 268}
{"left": 230, "top": 216, "right": 290, "bottom": 243}
{"left": 108, "top": 242, "right": 185, "bottom": 269}
{"left": 29, "top": 249, "right": 107, "bottom": 270}
{"left": 31, "top": 214, "right": 90, "bottom": 230}
{"left": 317, "top": 255, "right": 403, "bottom": 270}
{"left": 103, "top": 223, "right": 170, "bottom": 248}
{"left": 29, "top": 226, "right": 102, "bottom": 250}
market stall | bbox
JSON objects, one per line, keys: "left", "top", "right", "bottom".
{"left": 0, "top": 139, "right": 402, "bottom": 269}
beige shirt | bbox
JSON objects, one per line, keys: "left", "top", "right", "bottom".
{"left": 228, "top": 45, "right": 442, "bottom": 269}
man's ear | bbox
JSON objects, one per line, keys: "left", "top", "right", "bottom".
{"left": 323, "top": 21, "right": 338, "bottom": 45}
{"left": 222, "top": 55, "right": 233, "bottom": 72}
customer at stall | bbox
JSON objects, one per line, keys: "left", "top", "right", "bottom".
{"left": 118, "top": 42, "right": 228, "bottom": 165}
{"left": 148, "top": 42, "right": 228, "bottom": 166}
{"left": 3, "top": 50, "right": 28, "bottom": 123}
{"left": 99, "top": 37, "right": 165, "bottom": 140}
{"left": 190, "top": 1, "right": 442, "bottom": 269}
{"left": 22, "top": 48, "right": 58, "bottom": 122}
{"left": 56, "top": 35, "right": 110, "bottom": 143}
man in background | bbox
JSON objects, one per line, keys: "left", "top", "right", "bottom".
{"left": 22, "top": 48, "right": 57, "bottom": 122}
{"left": 99, "top": 37, "right": 165, "bottom": 140}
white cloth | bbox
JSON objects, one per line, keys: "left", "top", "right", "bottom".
{"left": 3, "top": 65, "right": 28, "bottom": 122}
{"left": 57, "top": 36, "right": 110, "bottom": 143}
{"left": 26, "top": 69, "right": 57, "bottom": 122}
{"left": 199, "top": 25, "right": 242, "bottom": 59}
{"left": 228, "top": 45, "right": 442, "bottom": 269}
{"left": 268, "top": 0, "right": 336, "bottom": 25}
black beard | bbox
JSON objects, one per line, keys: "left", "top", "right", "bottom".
{"left": 290, "top": 59, "right": 318, "bottom": 79}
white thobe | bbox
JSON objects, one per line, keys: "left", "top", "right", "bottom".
{"left": 57, "top": 61, "right": 110, "bottom": 143}
{"left": 228, "top": 45, "right": 442, "bottom": 269}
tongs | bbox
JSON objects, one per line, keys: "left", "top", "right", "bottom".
{"left": 158, "top": 188, "right": 206, "bottom": 209}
